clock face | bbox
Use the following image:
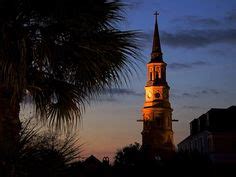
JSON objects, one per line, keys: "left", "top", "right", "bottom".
{"left": 155, "top": 92, "right": 160, "bottom": 98}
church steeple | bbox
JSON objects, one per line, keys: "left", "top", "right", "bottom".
{"left": 140, "top": 12, "right": 175, "bottom": 160}
{"left": 151, "top": 12, "right": 163, "bottom": 62}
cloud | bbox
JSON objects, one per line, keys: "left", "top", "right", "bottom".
{"left": 168, "top": 61, "right": 208, "bottom": 70}
{"left": 123, "top": 0, "right": 144, "bottom": 10}
{"left": 225, "top": 10, "right": 236, "bottom": 23}
{"left": 161, "top": 10, "right": 236, "bottom": 49}
{"left": 103, "top": 88, "right": 144, "bottom": 97}
{"left": 144, "top": 29, "right": 236, "bottom": 49}
{"left": 209, "top": 49, "right": 227, "bottom": 56}
{"left": 182, "top": 92, "right": 198, "bottom": 98}
{"left": 172, "top": 9, "right": 236, "bottom": 27}
{"left": 161, "top": 29, "right": 236, "bottom": 48}
{"left": 182, "top": 89, "right": 220, "bottom": 98}
{"left": 97, "top": 88, "right": 144, "bottom": 102}
{"left": 200, "top": 89, "right": 220, "bottom": 95}
{"left": 173, "top": 16, "right": 220, "bottom": 26}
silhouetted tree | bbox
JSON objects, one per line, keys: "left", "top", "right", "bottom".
{"left": 114, "top": 142, "right": 143, "bottom": 167}
{"left": 0, "top": 0, "right": 141, "bottom": 158}
{"left": 113, "top": 144, "right": 215, "bottom": 177}
{"left": 0, "top": 121, "right": 82, "bottom": 177}
{"left": 113, "top": 143, "right": 166, "bottom": 177}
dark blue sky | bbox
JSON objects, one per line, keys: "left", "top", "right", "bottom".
{"left": 80, "top": 0, "right": 236, "bottom": 160}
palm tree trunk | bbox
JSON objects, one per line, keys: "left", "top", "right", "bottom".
{"left": 0, "top": 86, "right": 21, "bottom": 176}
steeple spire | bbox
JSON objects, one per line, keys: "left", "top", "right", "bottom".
{"left": 151, "top": 12, "right": 163, "bottom": 61}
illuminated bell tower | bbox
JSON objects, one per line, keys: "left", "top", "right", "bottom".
{"left": 141, "top": 13, "right": 175, "bottom": 159}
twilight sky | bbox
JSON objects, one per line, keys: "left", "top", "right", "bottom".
{"left": 77, "top": 0, "right": 236, "bottom": 158}
{"left": 75, "top": 0, "right": 236, "bottom": 161}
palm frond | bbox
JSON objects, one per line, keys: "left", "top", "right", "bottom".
{"left": 0, "top": 0, "right": 143, "bottom": 130}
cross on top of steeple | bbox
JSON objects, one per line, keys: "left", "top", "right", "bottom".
{"left": 154, "top": 11, "right": 159, "bottom": 19}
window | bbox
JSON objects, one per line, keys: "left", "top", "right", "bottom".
{"left": 208, "top": 137, "right": 213, "bottom": 152}
{"left": 150, "top": 72, "right": 152, "bottom": 80}
{"left": 155, "top": 71, "right": 159, "bottom": 80}
{"left": 155, "top": 67, "right": 160, "bottom": 79}
{"left": 199, "top": 138, "right": 203, "bottom": 153}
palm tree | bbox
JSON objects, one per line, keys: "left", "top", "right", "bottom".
{"left": 0, "top": 0, "right": 141, "bottom": 153}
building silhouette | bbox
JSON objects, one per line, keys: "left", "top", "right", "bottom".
{"left": 178, "top": 106, "right": 236, "bottom": 164}
{"left": 138, "top": 13, "right": 175, "bottom": 160}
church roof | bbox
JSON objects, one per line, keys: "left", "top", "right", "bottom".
{"left": 83, "top": 155, "right": 102, "bottom": 168}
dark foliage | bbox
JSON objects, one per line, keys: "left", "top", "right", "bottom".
{"left": 112, "top": 143, "right": 235, "bottom": 177}
{"left": 0, "top": 121, "right": 82, "bottom": 177}
{"left": 114, "top": 142, "right": 144, "bottom": 167}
